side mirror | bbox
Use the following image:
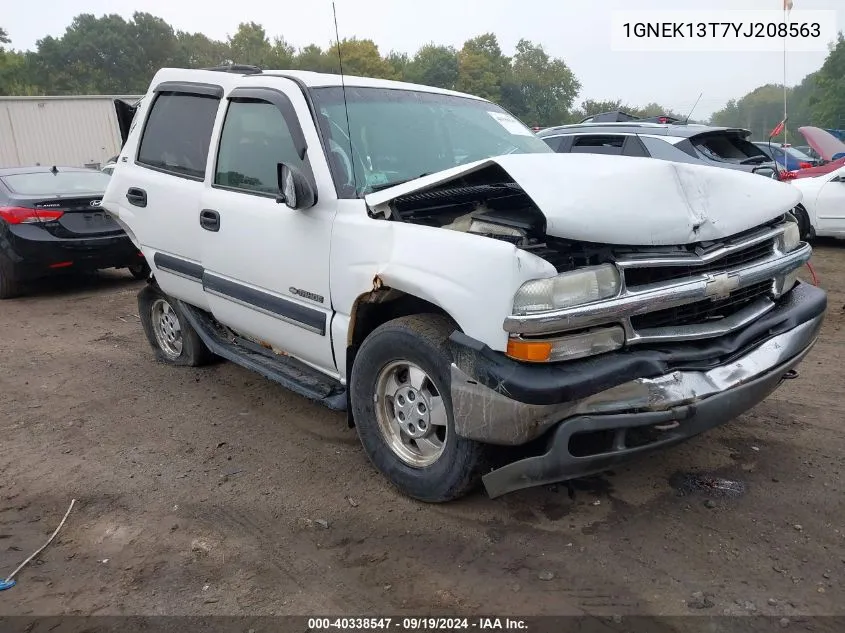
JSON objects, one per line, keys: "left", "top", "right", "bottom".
{"left": 276, "top": 163, "right": 317, "bottom": 210}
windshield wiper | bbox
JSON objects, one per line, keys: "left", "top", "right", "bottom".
{"left": 367, "top": 173, "right": 432, "bottom": 193}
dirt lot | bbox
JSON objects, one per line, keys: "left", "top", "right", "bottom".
{"left": 0, "top": 244, "right": 843, "bottom": 619}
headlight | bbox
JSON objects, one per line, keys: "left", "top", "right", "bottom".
{"left": 507, "top": 326, "right": 625, "bottom": 363}
{"left": 512, "top": 264, "right": 621, "bottom": 315}
{"left": 780, "top": 217, "right": 801, "bottom": 252}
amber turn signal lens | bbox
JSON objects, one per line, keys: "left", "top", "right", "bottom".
{"left": 506, "top": 339, "right": 552, "bottom": 362}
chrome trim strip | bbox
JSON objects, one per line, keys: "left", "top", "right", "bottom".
{"left": 504, "top": 243, "right": 811, "bottom": 336}
{"left": 158, "top": 268, "right": 203, "bottom": 284}
{"left": 204, "top": 287, "right": 325, "bottom": 336}
{"left": 453, "top": 314, "right": 822, "bottom": 445}
{"left": 615, "top": 225, "right": 781, "bottom": 270}
{"left": 625, "top": 297, "right": 776, "bottom": 345}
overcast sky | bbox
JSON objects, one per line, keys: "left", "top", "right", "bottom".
{"left": 4, "top": 0, "right": 843, "bottom": 118}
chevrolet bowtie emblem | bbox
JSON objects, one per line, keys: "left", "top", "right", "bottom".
{"left": 704, "top": 272, "right": 741, "bottom": 300}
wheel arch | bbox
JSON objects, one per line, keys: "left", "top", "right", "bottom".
{"left": 793, "top": 203, "right": 815, "bottom": 241}
{"left": 343, "top": 283, "right": 460, "bottom": 427}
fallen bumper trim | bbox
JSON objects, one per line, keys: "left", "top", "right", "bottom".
{"left": 480, "top": 344, "right": 813, "bottom": 498}
{"left": 450, "top": 281, "right": 826, "bottom": 408}
{"left": 451, "top": 311, "right": 822, "bottom": 446}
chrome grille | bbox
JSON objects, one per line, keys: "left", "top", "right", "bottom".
{"left": 624, "top": 238, "right": 776, "bottom": 287}
{"left": 631, "top": 280, "right": 773, "bottom": 330}
{"left": 504, "top": 217, "right": 811, "bottom": 346}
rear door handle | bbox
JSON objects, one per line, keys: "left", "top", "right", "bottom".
{"left": 126, "top": 187, "right": 147, "bottom": 208}
{"left": 200, "top": 208, "right": 220, "bottom": 232}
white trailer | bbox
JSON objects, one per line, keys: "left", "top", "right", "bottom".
{"left": 0, "top": 95, "right": 141, "bottom": 169}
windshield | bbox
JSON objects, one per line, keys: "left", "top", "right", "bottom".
{"left": 1, "top": 170, "right": 111, "bottom": 195}
{"left": 310, "top": 86, "right": 552, "bottom": 197}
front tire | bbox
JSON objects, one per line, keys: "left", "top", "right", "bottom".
{"left": 350, "top": 314, "right": 488, "bottom": 502}
{"left": 138, "top": 285, "right": 213, "bottom": 366}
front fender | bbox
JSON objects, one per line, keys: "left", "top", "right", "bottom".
{"left": 330, "top": 202, "right": 556, "bottom": 353}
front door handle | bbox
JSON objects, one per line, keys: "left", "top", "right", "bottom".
{"left": 126, "top": 187, "right": 147, "bottom": 208}
{"left": 200, "top": 208, "right": 220, "bottom": 232}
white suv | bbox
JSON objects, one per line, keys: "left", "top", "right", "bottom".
{"left": 102, "top": 65, "right": 825, "bottom": 501}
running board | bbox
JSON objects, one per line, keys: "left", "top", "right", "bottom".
{"left": 178, "top": 302, "right": 347, "bottom": 411}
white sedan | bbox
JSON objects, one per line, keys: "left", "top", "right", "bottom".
{"left": 791, "top": 165, "right": 845, "bottom": 239}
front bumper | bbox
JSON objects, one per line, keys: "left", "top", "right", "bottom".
{"left": 1, "top": 223, "right": 139, "bottom": 279}
{"left": 448, "top": 282, "right": 826, "bottom": 497}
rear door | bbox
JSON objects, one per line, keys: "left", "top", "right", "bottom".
{"left": 104, "top": 82, "right": 223, "bottom": 309}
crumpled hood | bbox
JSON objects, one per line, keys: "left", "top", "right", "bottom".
{"left": 365, "top": 153, "right": 802, "bottom": 246}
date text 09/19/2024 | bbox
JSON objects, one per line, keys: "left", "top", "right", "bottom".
{"left": 307, "top": 618, "right": 528, "bottom": 630}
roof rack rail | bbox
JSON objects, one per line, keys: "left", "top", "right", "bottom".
{"left": 579, "top": 110, "right": 681, "bottom": 125}
{"left": 202, "top": 63, "right": 263, "bottom": 75}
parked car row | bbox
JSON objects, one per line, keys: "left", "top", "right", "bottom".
{"left": 536, "top": 115, "right": 783, "bottom": 181}
{"left": 752, "top": 142, "right": 819, "bottom": 171}
{"left": 534, "top": 112, "right": 845, "bottom": 241}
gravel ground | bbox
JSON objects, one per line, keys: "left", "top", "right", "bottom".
{"left": 0, "top": 243, "right": 843, "bottom": 618}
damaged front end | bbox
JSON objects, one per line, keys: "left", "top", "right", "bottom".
{"left": 363, "top": 153, "right": 827, "bottom": 497}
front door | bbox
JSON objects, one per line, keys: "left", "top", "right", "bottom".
{"left": 199, "top": 82, "right": 338, "bottom": 374}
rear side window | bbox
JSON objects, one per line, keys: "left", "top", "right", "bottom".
{"left": 570, "top": 135, "right": 625, "bottom": 155}
{"left": 540, "top": 136, "right": 563, "bottom": 151}
{"left": 214, "top": 100, "right": 305, "bottom": 195}
{"left": 137, "top": 93, "right": 220, "bottom": 179}
{"left": 639, "top": 136, "right": 703, "bottom": 165}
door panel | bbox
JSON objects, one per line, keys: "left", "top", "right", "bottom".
{"left": 815, "top": 169, "right": 845, "bottom": 235}
{"left": 105, "top": 87, "right": 222, "bottom": 309}
{"left": 200, "top": 84, "right": 338, "bottom": 373}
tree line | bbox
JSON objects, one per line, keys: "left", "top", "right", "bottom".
{"left": 0, "top": 13, "right": 675, "bottom": 127}
{"left": 1, "top": 15, "right": 842, "bottom": 134}
{"left": 710, "top": 33, "right": 844, "bottom": 140}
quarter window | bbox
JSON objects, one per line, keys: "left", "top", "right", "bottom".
{"left": 214, "top": 100, "right": 304, "bottom": 195}
{"left": 137, "top": 93, "right": 220, "bottom": 179}
{"left": 541, "top": 136, "right": 563, "bottom": 151}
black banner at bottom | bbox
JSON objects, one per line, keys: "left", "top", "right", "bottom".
{"left": 0, "top": 616, "right": 842, "bottom": 633}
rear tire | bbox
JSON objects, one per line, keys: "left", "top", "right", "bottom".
{"left": 138, "top": 284, "right": 214, "bottom": 366}
{"left": 350, "top": 313, "right": 489, "bottom": 502}
{"left": 0, "top": 255, "right": 23, "bottom": 300}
